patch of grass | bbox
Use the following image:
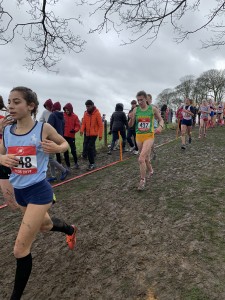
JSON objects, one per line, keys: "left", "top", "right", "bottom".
{"left": 181, "top": 287, "right": 210, "bottom": 300}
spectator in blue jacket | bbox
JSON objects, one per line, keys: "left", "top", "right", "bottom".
{"left": 47, "top": 102, "right": 69, "bottom": 181}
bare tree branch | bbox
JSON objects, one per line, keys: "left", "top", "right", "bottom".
{"left": 86, "top": 0, "right": 225, "bottom": 49}
{"left": 0, "top": 0, "right": 85, "bottom": 70}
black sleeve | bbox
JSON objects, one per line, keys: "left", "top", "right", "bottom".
{"left": 110, "top": 114, "right": 114, "bottom": 131}
{"left": 190, "top": 106, "right": 195, "bottom": 114}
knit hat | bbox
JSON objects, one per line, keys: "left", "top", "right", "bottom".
{"left": 44, "top": 99, "right": 53, "bottom": 110}
{"left": 52, "top": 102, "right": 61, "bottom": 111}
{"left": 85, "top": 99, "right": 94, "bottom": 106}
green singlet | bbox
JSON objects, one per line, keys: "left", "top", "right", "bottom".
{"left": 135, "top": 105, "right": 154, "bottom": 134}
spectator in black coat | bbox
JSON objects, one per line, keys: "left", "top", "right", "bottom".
{"left": 108, "top": 103, "right": 128, "bottom": 154}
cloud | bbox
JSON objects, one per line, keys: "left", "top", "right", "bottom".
{"left": 0, "top": 1, "right": 225, "bottom": 121}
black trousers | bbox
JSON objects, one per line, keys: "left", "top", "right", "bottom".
{"left": 126, "top": 128, "right": 138, "bottom": 151}
{"left": 56, "top": 153, "right": 61, "bottom": 164}
{"left": 63, "top": 136, "right": 78, "bottom": 167}
{"left": 110, "top": 130, "right": 126, "bottom": 151}
{"left": 85, "top": 136, "right": 97, "bottom": 165}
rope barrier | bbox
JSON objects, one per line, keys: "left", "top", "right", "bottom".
{"left": 0, "top": 135, "right": 178, "bottom": 210}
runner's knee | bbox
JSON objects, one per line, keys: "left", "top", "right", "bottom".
{"left": 138, "top": 156, "right": 145, "bottom": 164}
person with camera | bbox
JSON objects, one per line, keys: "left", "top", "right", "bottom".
{"left": 63, "top": 103, "right": 81, "bottom": 170}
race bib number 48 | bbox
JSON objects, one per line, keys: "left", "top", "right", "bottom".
{"left": 8, "top": 146, "right": 38, "bottom": 175}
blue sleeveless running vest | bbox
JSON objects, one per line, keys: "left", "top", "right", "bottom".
{"left": 3, "top": 121, "right": 49, "bottom": 189}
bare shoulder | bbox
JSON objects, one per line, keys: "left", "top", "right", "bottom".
{"left": 153, "top": 106, "right": 160, "bottom": 113}
{"left": 42, "top": 123, "right": 55, "bottom": 139}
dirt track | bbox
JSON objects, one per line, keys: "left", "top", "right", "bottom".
{"left": 1, "top": 126, "right": 225, "bottom": 300}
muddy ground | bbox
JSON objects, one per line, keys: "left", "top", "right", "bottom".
{"left": 1, "top": 126, "right": 225, "bottom": 300}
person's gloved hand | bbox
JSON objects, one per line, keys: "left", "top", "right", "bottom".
{"left": 108, "top": 131, "right": 112, "bottom": 135}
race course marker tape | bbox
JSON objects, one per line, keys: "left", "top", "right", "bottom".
{"left": 0, "top": 136, "right": 178, "bottom": 209}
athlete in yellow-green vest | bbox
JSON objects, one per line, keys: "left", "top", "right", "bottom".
{"left": 128, "top": 90, "right": 164, "bottom": 190}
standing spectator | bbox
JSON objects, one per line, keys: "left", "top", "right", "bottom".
{"left": 190, "top": 99, "right": 197, "bottom": 127}
{"left": 47, "top": 102, "right": 69, "bottom": 181}
{"left": 127, "top": 100, "right": 138, "bottom": 154}
{"left": 39, "top": 98, "right": 53, "bottom": 123}
{"left": 108, "top": 103, "right": 128, "bottom": 155}
{"left": 161, "top": 104, "right": 167, "bottom": 126}
{"left": 80, "top": 100, "right": 103, "bottom": 170}
{"left": 63, "top": 103, "right": 80, "bottom": 170}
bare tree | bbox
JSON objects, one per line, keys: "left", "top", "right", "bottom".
{"left": 192, "top": 76, "right": 209, "bottom": 104}
{"left": 87, "top": 0, "right": 225, "bottom": 48}
{"left": 198, "top": 69, "right": 225, "bottom": 102}
{"left": 0, "top": 0, "right": 85, "bottom": 70}
{"left": 175, "top": 75, "right": 195, "bottom": 99}
{"left": 156, "top": 88, "right": 173, "bottom": 107}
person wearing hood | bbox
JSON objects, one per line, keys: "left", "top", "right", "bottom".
{"left": 39, "top": 98, "right": 53, "bottom": 123}
{"left": 107, "top": 103, "right": 128, "bottom": 155}
{"left": 63, "top": 103, "right": 80, "bottom": 169}
{"left": 47, "top": 102, "right": 69, "bottom": 181}
{"left": 127, "top": 100, "right": 139, "bottom": 155}
{"left": 80, "top": 100, "right": 103, "bottom": 171}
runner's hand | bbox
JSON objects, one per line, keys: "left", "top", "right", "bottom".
{"left": 4, "top": 115, "right": 15, "bottom": 126}
{"left": 41, "top": 139, "right": 60, "bottom": 154}
{"left": 0, "top": 154, "right": 19, "bottom": 168}
{"left": 155, "top": 127, "right": 162, "bottom": 134}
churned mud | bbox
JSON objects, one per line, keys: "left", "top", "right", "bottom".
{"left": 1, "top": 126, "right": 225, "bottom": 300}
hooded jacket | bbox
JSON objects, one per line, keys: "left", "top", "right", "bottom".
{"left": 39, "top": 99, "right": 53, "bottom": 123}
{"left": 44, "top": 99, "right": 53, "bottom": 110}
{"left": 48, "top": 111, "right": 64, "bottom": 136}
{"left": 63, "top": 103, "right": 80, "bottom": 138}
{"left": 80, "top": 106, "right": 103, "bottom": 138}
{"left": 110, "top": 103, "right": 128, "bottom": 132}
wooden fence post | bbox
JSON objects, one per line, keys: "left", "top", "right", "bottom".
{"left": 104, "top": 120, "right": 108, "bottom": 147}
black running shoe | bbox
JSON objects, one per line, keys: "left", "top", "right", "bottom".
{"left": 181, "top": 145, "right": 186, "bottom": 150}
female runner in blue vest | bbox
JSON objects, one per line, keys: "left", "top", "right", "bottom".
{"left": 181, "top": 98, "right": 194, "bottom": 150}
{"left": 0, "top": 86, "right": 77, "bottom": 300}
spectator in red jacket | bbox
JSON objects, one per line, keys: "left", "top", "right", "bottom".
{"left": 80, "top": 100, "right": 103, "bottom": 171}
{"left": 63, "top": 103, "right": 80, "bottom": 169}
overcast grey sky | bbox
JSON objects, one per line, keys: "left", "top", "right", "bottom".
{"left": 1, "top": 1, "right": 225, "bottom": 120}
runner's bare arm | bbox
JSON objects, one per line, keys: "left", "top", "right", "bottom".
{"left": 153, "top": 107, "right": 164, "bottom": 126}
{"left": 183, "top": 109, "right": 194, "bottom": 116}
{"left": 154, "top": 106, "right": 164, "bottom": 133}
{"left": 128, "top": 107, "right": 137, "bottom": 127}
{"left": 0, "top": 143, "right": 20, "bottom": 167}
{"left": 41, "top": 123, "right": 69, "bottom": 154}
{"left": 0, "top": 142, "right": 6, "bottom": 155}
